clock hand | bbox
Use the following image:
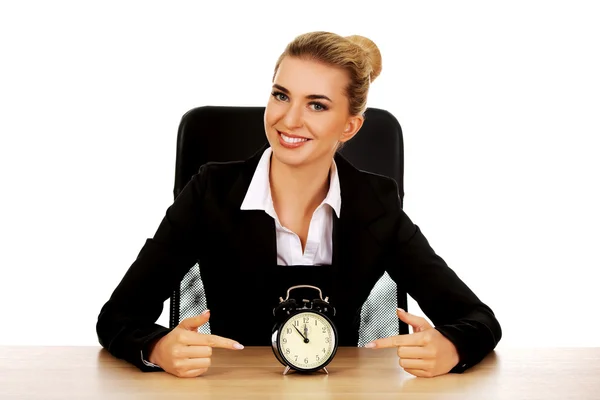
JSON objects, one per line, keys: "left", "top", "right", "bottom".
{"left": 293, "top": 325, "right": 309, "bottom": 343}
{"left": 304, "top": 324, "right": 308, "bottom": 339}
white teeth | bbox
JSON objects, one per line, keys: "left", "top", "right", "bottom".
{"left": 281, "top": 133, "right": 308, "bottom": 144}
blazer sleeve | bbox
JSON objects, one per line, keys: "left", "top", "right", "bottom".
{"left": 386, "top": 207, "right": 502, "bottom": 373}
{"left": 96, "top": 165, "right": 209, "bottom": 371}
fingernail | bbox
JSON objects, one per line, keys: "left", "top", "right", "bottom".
{"left": 233, "top": 343, "right": 244, "bottom": 350}
{"left": 364, "top": 342, "right": 375, "bottom": 348}
{"left": 201, "top": 309, "right": 210, "bottom": 315}
{"left": 397, "top": 308, "right": 405, "bottom": 313}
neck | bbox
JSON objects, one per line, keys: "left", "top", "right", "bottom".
{"left": 269, "top": 154, "right": 333, "bottom": 218}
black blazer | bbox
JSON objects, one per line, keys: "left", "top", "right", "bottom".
{"left": 96, "top": 146, "right": 501, "bottom": 373}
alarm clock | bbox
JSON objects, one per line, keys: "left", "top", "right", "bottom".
{"left": 271, "top": 285, "right": 339, "bottom": 375}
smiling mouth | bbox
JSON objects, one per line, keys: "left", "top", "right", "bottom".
{"left": 277, "top": 130, "right": 311, "bottom": 144}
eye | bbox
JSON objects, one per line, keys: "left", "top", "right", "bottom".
{"left": 309, "top": 102, "right": 328, "bottom": 112}
{"left": 271, "top": 91, "right": 289, "bottom": 102}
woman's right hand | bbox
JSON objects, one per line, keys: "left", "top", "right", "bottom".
{"left": 148, "top": 310, "right": 244, "bottom": 377}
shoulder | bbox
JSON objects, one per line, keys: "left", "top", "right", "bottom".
{"left": 334, "top": 152, "right": 401, "bottom": 210}
{"left": 193, "top": 159, "right": 250, "bottom": 192}
{"left": 198, "top": 159, "right": 248, "bottom": 184}
{"left": 362, "top": 170, "right": 400, "bottom": 199}
{"left": 188, "top": 153, "right": 260, "bottom": 209}
{"left": 355, "top": 169, "right": 402, "bottom": 212}
{"left": 198, "top": 145, "right": 265, "bottom": 186}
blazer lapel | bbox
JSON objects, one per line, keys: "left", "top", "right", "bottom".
{"left": 225, "top": 144, "right": 278, "bottom": 270}
{"left": 331, "top": 153, "right": 389, "bottom": 341}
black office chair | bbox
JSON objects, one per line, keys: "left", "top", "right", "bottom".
{"left": 169, "top": 106, "right": 407, "bottom": 345}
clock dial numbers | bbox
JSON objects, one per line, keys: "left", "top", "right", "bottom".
{"left": 278, "top": 312, "right": 336, "bottom": 370}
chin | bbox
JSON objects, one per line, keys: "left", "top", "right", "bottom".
{"left": 270, "top": 145, "right": 313, "bottom": 168}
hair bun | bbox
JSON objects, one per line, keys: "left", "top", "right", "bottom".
{"left": 346, "top": 35, "right": 382, "bottom": 83}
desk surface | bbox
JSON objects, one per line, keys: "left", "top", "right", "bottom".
{"left": 1, "top": 346, "right": 599, "bottom": 399}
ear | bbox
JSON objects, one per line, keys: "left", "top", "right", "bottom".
{"left": 339, "top": 114, "right": 364, "bottom": 143}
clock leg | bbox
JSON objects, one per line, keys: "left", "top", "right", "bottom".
{"left": 283, "top": 366, "right": 291, "bottom": 375}
{"left": 321, "top": 367, "right": 329, "bottom": 375}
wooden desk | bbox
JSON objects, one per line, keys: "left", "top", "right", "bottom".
{"left": 1, "top": 346, "right": 599, "bottom": 399}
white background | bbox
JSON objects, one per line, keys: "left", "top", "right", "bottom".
{"left": 1, "top": 1, "right": 598, "bottom": 348}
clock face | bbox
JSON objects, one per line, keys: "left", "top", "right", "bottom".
{"left": 277, "top": 311, "right": 337, "bottom": 371}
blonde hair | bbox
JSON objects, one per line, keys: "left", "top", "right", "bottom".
{"left": 273, "top": 31, "right": 382, "bottom": 116}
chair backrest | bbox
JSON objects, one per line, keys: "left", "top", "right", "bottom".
{"left": 169, "top": 106, "right": 407, "bottom": 344}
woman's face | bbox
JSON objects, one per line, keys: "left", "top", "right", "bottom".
{"left": 264, "top": 56, "right": 363, "bottom": 169}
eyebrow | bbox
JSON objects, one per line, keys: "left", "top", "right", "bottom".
{"left": 272, "top": 84, "right": 333, "bottom": 102}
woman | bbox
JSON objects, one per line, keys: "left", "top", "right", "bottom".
{"left": 96, "top": 31, "right": 501, "bottom": 379}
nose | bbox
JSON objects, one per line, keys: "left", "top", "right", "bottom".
{"left": 282, "top": 103, "right": 303, "bottom": 130}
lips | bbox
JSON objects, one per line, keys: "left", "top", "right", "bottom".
{"left": 277, "top": 130, "right": 310, "bottom": 141}
{"left": 277, "top": 130, "right": 311, "bottom": 149}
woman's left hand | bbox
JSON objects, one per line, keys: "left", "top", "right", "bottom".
{"left": 364, "top": 308, "right": 460, "bottom": 378}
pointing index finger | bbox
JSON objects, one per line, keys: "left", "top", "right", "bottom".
{"left": 365, "top": 332, "right": 424, "bottom": 349}
{"left": 181, "top": 331, "right": 244, "bottom": 349}
{"left": 205, "top": 334, "right": 245, "bottom": 350}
